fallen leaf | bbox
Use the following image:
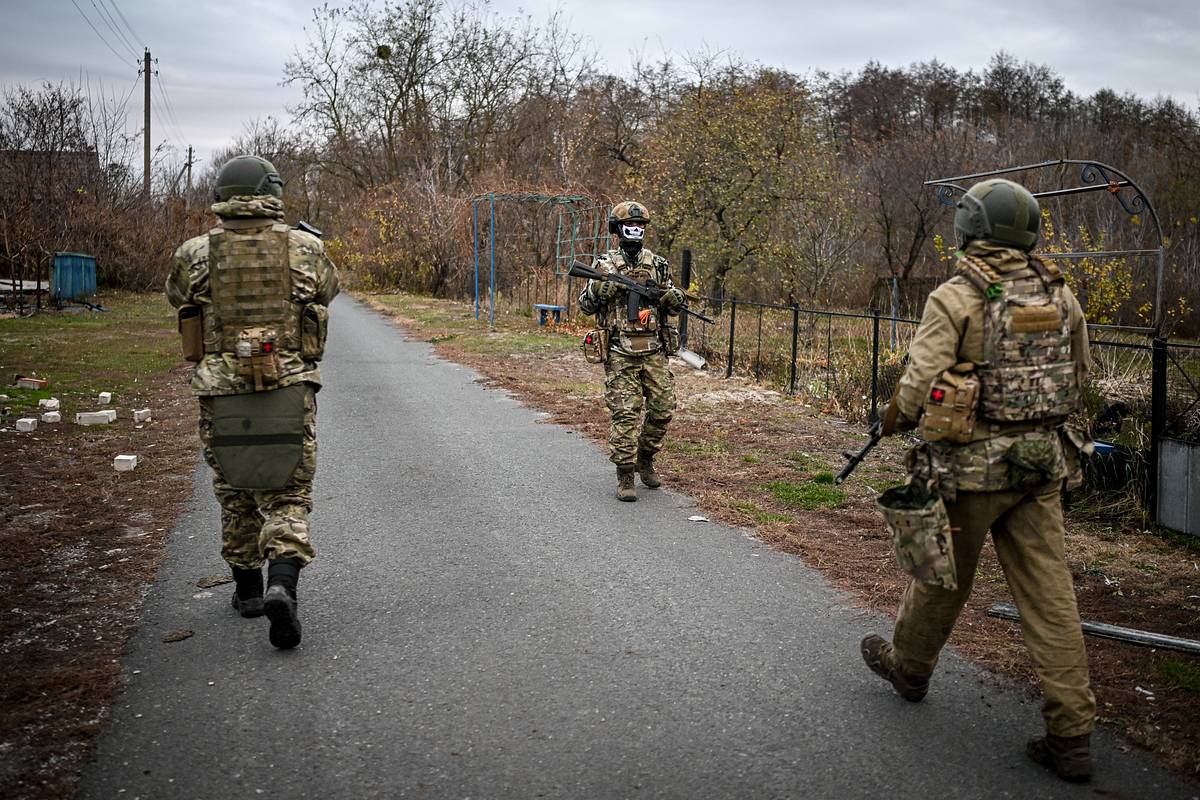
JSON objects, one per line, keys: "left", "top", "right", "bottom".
{"left": 162, "top": 629, "right": 194, "bottom": 643}
{"left": 195, "top": 575, "right": 232, "bottom": 589}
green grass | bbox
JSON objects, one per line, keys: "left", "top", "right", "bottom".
{"left": 730, "top": 499, "right": 795, "bottom": 525}
{"left": 811, "top": 471, "right": 835, "bottom": 484}
{"left": 0, "top": 293, "right": 178, "bottom": 415}
{"left": 1159, "top": 660, "right": 1200, "bottom": 692}
{"left": 668, "top": 436, "right": 732, "bottom": 457}
{"left": 761, "top": 480, "right": 846, "bottom": 511}
{"left": 784, "top": 450, "right": 826, "bottom": 471}
{"left": 741, "top": 453, "right": 762, "bottom": 464}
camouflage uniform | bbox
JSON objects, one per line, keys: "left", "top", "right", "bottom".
{"left": 166, "top": 195, "right": 339, "bottom": 570}
{"left": 883, "top": 239, "right": 1096, "bottom": 738}
{"left": 577, "top": 247, "right": 680, "bottom": 467}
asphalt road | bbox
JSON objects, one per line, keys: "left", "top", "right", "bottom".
{"left": 78, "top": 296, "right": 1197, "bottom": 800}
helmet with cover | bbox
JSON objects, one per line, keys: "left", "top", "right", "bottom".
{"left": 213, "top": 155, "right": 284, "bottom": 202}
{"left": 608, "top": 200, "right": 650, "bottom": 245}
{"left": 953, "top": 178, "right": 1040, "bottom": 251}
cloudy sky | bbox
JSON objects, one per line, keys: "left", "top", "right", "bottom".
{"left": 2, "top": 0, "right": 1197, "bottom": 172}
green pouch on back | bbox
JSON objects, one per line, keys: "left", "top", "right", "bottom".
{"left": 210, "top": 385, "right": 307, "bottom": 490}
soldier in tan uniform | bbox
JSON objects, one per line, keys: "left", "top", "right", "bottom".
{"left": 860, "top": 179, "right": 1096, "bottom": 781}
{"left": 167, "top": 155, "right": 339, "bottom": 649}
{"left": 577, "top": 201, "right": 686, "bottom": 501}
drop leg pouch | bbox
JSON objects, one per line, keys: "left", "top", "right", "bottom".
{"left": 877, "top": 482, "right": 958, "bottom": 591}
{"left": 210, "top": 385, "right": 307, "bottom": 490}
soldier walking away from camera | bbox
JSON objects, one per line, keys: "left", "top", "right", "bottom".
{"left": 167, "top": 155, "right": 339, "bottom": 649}
{"left": 577, "top": 201, "right": 686, "bottom": 501}
{"left": 859, "top": 178, "right": 1096, "bottom": 781}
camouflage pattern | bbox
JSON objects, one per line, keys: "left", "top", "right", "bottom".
{"left": 877, "top": 483, "right": 957, "bottom": 590}
{"left": 890, "top": 483, "right": 1096, "bottom": 737}
{"left": 198, "top": 385, "right": 318, "bottom": 568}
{"left": 576, "top": 247, "right": 678, "bottom": 358}
{"left": 604, "top": 349, "right": 676, "bottom": 466}
{"left": 166, "top": 196, "right": 340, "bottom": 397}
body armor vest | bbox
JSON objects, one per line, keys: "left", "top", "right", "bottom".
{"left": 597, "top": 249, "right": 669, "bottom": 337}
{"left": 205, "top": 222, "right": 300, "bottom": 354}
{"left": 958, "top": 253, "right": 1079, "bottom": 422}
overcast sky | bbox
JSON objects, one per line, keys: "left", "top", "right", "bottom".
{"left": 3, "top": 0, "right": 1197, "bottom": 173}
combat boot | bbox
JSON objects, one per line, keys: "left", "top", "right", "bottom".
{"left": 263, "top": 558, "right": 302, "bottom": 649}
{"left": 616, "top": 464, "right": 637, "bottom": 502}
{"left": 636, "top": 450, "right": 662, "bottom": 489}
{"left": 1026, "top": 733, "right": 1091, "bottom": 783}
{"left": 860, "top": 634, "right": 929, "bottom": 702}
{"left": 230, "top": 565, "right": 265, "bottom": 618}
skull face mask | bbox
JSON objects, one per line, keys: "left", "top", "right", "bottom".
{"left": 620, "top": 224, "right": 645, "bottom": 242}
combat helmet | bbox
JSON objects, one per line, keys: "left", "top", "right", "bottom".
{"left": 954, "top": 178, "right": 1040, "bottom": 251}
{"left": 213, "top": 155, "right": 284, "bottom": 202}
{"left": 608, "top": 200, "right": 651, "bottom": 236}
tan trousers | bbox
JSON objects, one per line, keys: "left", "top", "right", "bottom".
{"left": 891, "top": 482, "right": 1096, "bottom": 737}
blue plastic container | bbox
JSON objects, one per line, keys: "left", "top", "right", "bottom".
{"left": 52, "top": 252, "right": 97, "bottom": 301}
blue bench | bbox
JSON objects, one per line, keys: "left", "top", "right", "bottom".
{"left": 533, "top": 303, "right": 565, "bottom": 326}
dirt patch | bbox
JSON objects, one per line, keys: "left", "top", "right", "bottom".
{"left": 362, "top": 292, "right": 1200, "bottom": 781}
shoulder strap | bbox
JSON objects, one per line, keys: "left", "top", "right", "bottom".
{"left": 1026, "top": 256, "right": 1064, "bottom": 288}
{"left": 956, "top": 254, "right": 1004, "bottom": 301}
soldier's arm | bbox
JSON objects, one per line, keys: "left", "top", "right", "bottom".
{"left": 895, "top": 286, "right": 964, "bottom": 422}
{"left": 165, "top": 244, "right": 196, "bottom": 309}
{"left": 315, "top": 250, "right": 340, "bottom": 306}
{"left": 577, "top": 281, "right": 600, "bottom": 316}
{"left": 1063, "top": 285, "right": 1093, "bottom": 379}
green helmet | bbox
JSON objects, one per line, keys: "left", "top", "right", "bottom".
{"left": 954, "top": 178, "right": 1040, "bottom": 251}
{"left": 213, "top": 155, "right": 284, "bottom": 202}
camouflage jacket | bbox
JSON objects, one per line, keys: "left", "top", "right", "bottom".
{"left": 577, "top": 247, "right": 677, "bottom": 357}
{"left": 896, "top": 241, "right": 1091, "bottom": 493}
{"left": 165, "top": 196, "right": 340, "bottom": 397}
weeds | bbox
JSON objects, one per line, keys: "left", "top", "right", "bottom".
{"left": 762, "top": 480, "right": 846, "bottom": 510}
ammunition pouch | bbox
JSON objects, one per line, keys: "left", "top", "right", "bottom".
{"left": 920, "top": 363, "right": 980, "bottom": 443}
{"left": 619, "top": 331, "right": 658, "bottom": 354}
{"left": 1005, "top": 437, "right": 1060, "bottom": 491}
{"left": 1058, "top": 424, "right": 1093, "bottom": 491}
{"left": 877, "top": 482, "right": 958, "bottom": 591}
{"left": 178, "top": 305, "right": 203, "bottom": 363}
{"left": 300, "top": 304, "right": 329, "bottom": 361}
{"left": 581, "top": 328, "right": 608, "bottom": 364}
{"left": 661, "top": 325, "right": 680, "bottom": 356}
{"left": 209, "top": 385, "right": 307, "bottom": 490}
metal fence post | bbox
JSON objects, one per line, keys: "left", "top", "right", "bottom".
{"left": 680, "top": 249, "right": 692, "bottom": 348}
{"left": 726, "top": 296, "right": 737, "bottom": 379}
{"left": 1149, "top": 336, "right": 1167, "bottom": 521}
{"left": 754, "top": 307, "right": 764, "bottom": 381}
{"left": 871, "top": 308, "right": 881, "bottom": 423}
{"left": 789, "top": 303, "right": 799, "bottom": 395}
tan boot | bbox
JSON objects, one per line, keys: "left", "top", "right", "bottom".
{"left": 1026, "top": 733, "right": 1091, "bottom": 783}
{"left": 616, "top": 464, "right": 637, "bottom": 502}
{"left": 636, "top": 450, "right": 661, "bottom": 489}
{"left": 860, "top": 634, "right": 929, "bottom": 702}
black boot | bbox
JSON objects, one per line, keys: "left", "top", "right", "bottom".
{"left": 1026, "top": 733, "right": 1092, "bottom": 783}
{"left": 230, "top": 566, "right": 265, "bottom": 618}
{"left": 263, "top": 558, "right": 302, "bottom": 649}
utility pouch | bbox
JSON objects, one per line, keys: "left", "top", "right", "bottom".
{"left": 1058, "top": 424, "right": 1093, "bottom": 491}
{"left": 581, "top": 329, "right": 608, "bottom": 364}
{"left": 1005, "top": 437, "right": 1059, "bottom": 491}
{"left": 300, "top": 304, "right": 329, "bottom": 361}
{"left": 920, "top": 363, "right": 980, "bottom": 443}
{"left": 877, "top": 482, "right": 958, "bottom": 591}
{"left": 235, "top": 327, "right": 282, "bottom": 392}
{"left": 622, "top": 333, "right": 657, "bottom": 354}
{"left": 661, "top": 325, "right": 681, "bottom": 356}
{"left": 209, "top": 384, "right": 307, "bottom": 490}
{"left": 178, "top": 305, "right": 203, "bottom": 363}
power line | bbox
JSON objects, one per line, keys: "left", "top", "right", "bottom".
{"left": 156, "top": 69, "right": 190, "bottom": 147}
{"left": 107, "top": 0, "right": 143, "bottom": 49}
{"left": 69, "top": 0, "right": 136, "bottom": 67}
{"left": 153, "top": 77, "right": 187, "bottom": 150}
{"left": 90, "top": 0, "right": 139, "bottom": 60}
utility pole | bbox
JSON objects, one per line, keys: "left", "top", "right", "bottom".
{"left": 186, "top": 146, "right": 193, "bottom": 193}
{"left": 143, "top": 48, "right": 151, "bottom": 198}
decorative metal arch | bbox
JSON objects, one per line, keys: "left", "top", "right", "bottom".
{"left": 924, "top": 159, "right": 1166, "bottom": 333}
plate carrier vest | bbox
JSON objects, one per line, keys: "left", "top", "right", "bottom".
{"left": 204, "top": 222, "right": 301, "bottom": 356}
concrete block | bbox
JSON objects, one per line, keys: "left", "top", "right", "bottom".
{"left": 98, "top": 391, "right": 113, "bottom": 404}
{"left": 133, "top": 408, "right": 152, "bottom": 423}
{"left": 16, "top": 417, "right": 37, "bottom": 432}
{"left": 16, "top": 376, "right": 47, "bottom": 390}
{"left": 38, "top": 397, "right": 60, "bottom": 410}
{"left": 76, "top": 411, "right": 114, "bottom": 425}
{"left": 40, "top": 411, "right": 61, "bottom": 423}
{"left": 113, "top": 454, "right": 138, "bottom": 471}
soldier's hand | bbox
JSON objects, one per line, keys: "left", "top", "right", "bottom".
{"left": 597, "top": 280, "right": 620, "bottom": 301}
{"left": 660, "top": 287, "right": 686, "bottom": 312}
{"left": 881, "top": 394, "right": 917, "bottom": 435}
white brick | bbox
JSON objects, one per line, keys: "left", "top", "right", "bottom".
{"left": 16, "top": 417, "right": 37, "bottom": 432}
{"left": 98, "top": 391, "right": 113, "bottom": 404}
{"left": 113, "top": 454, "right": 138, "bottom": 471}
{"left": 38, "top": 397, "right": 60, "bottom": 410}
{"left": 133, "top": 408, "right": 152, "bottom": 423}
{"left": 40, "top": 411, "right": 61, "bottom": 423}
{"left": 76, "top": 411, "right": 114, "bottom": 425}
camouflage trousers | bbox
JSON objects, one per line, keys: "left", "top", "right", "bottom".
{"left": 604, "top": 349, "right": 676, "bottom": 466}
{"left": 197, "top": 386, "right": 318, "bottom": 569}
{"left": 891, "top": 481, "right": 1096, "bottom": 737}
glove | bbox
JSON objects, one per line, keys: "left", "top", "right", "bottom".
{"left": 596, "top": 279, "right": 619, "bottom": 301}
{"left": 660, "top": 287, "right": 686, "bottom": 312}
{"left": 880, "top": 393, "right": 917, "bottom": 436}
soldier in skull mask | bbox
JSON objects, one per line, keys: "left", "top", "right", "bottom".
{"left": 577, "top": 201, "right": 686, "bottom": 501}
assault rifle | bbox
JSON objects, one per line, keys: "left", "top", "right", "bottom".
{"left": 568, "top": 260, "right": 715, "bottom": 324}
{"left": 834, "top": 420, "right": 883, "bottom": 485}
